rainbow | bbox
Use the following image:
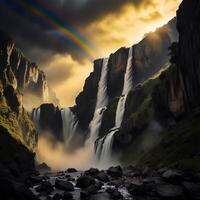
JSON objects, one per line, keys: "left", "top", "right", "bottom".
{"left": 12, "top": 0, "right": 97, "bottom": 61}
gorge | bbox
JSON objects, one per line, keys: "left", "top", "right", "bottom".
{"left": 1, "top": 0, "right": 200, "bottom": 199}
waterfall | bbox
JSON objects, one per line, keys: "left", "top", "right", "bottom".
{"left": 32, "top": 107, "right": 41, "bottom": 133}
{"left": 86, "top": 58, "right": 109, "bottom": 145}
{"left": 61, "top": 108, "right": 78, "bottom": 145}
{"left": 97, "top": 47, "right": 133, "bottom": 165}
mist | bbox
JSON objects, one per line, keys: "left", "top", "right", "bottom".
{"left": 36, "top": 133, "right": 120, "bottom": 171}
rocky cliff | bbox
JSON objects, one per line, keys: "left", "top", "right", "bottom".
{"left": 106, "top": 0, "right": 200, "bottom": 170}
{"left": 0, "top": 31, "right": 40, "bottom": 199}
{"left": 0, "top": 31, "right": 59, "bottom": 110}
{"left": 74, "top": 18, "right": 178, "bottom": 131}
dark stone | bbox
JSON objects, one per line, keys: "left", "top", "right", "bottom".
{"left": 39, "top": 104, "right": 63, "bottom": 141}
{"left": 85, "top": 185, "right": 98, "bottom": 195}
{"left": 35, "top": 181, "right": 53, "bottom": 194}
{"left": 29, "top": 175, "right": 43, "bottom": 184}
{"left": 94, "top": 181, "right": 103, "bottom": 190}
{"left": 110, "top": 189, "right": 123, "bottom": 199}
{"left": 85, "top": 168, "right": 99, "bottom": 176}
{"left": 67, "top": 168, "right": 78, "bottom": 173}
{"left": 55, "top": 179, "right": 74, "bottom": 191}
{"left": 96, "top": 171, "right": 109, "bottom": 182}
{"left": 156, "top": 184, "right": 184, "bottom": 199}
{"left": 76, "top": 175, "right": 96, "bottom": 189}
{"left": 107, "top": 166, "right": 123, "bottom": 177}
{"left": 37, "top": 163, "right": 51, "bottom": 173}
{"left": 53, "top": 193, "right": 63, "bottom": 200}
{"left": 80, "top": 190, "right": 90, "bottom": 199}
{"left": 63, "top": 191, "right": 74, "bottom": 200}
{"left": 109, "top": 179, "right": 123, "bottom": 188}
{"left": 162, "top": 170, "right": 183, "bottom": 184}
{"left": 182, "top": 181, "right": 200, "bottom": 200}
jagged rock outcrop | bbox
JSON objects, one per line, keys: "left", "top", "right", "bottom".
{"left": 0, "top": 31, "right": 60, "bottom": 108}
{"left": 153, "top": 0, "right": 200, "bottom": 124}
{"left": 36, "top": 103, "right": 63, "bottom": 141}
{"left": 0, "top": 31, "right": 39, "bottom": 198}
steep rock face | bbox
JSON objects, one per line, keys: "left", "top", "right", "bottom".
{"left": 75, "top": 19, "right": 178, "bottom": 132}
{"left": 0, "top": 32, "right": 39, "bottom": 183}
{"left": 153, "top": 0, "right": 200, "bottom": 124}
{"left": 99, "top": 19, "right": 178, "bottom": 136}
{"left": 0, "top": 31, "right": 59, "bottom": 107}
{"left": 74, "top": 59, "right": 103, "bottom": 130}
{"left": 111, "top": 0, "right": 200, "bottom": 170}
{"left": 38, "top": 103, "right": 63, "bottom": 141}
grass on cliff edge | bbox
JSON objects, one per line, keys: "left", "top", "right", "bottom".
{"left": 121, "top": 108, "right": 200, "bottom": 172}
{"left": 0, "top": 95, "right": 36, "bottom": 152}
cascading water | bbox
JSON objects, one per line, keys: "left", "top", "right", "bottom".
{"left": 86, "top": 58, "right": 109, "bottom": 145}
{"left": 61, "top": 108, "right": 78, "bottom": 145}
{"left": 97, "top": 47, "right": 133, "bottom": 165}
{"left": 32, "top": 107, "right": 41, "bottom": 133}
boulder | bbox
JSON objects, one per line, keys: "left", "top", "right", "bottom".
{"left": 110, "top": 189, "right": 123, "bottom": 199}
{"left": 85, "top": 168, "right": 99, "bottom": 176}
{"left": 63, "top": 191, "right": 74, "bottom": 200}
{"left": 156, "top": 184, "right": 184, "bottom": 199}
{"left": 53, "top": 193, "right": 63, "bottom": 200}
{"left": 107, "top": 166, "right": 123, "bottom": 177}
{"left": 35, "top": 181, "right": 53, "bottom": 194}
{"left": 67, "top": 168, "right": 77, "bottom": 173}
{"left": 76, "top": 175, "right": 96, "bottom": 189}
{"left": 96, "top": 171, "right": 109, "bottom": 182}
{"left": 36, "top": 163, "right": 51, "bottom": 173}
{"left": 162, "top": 169, "right": 183, "bottom": 184}
{"left": 55, "top": 179, "right": 74, "bottom": 191}
{"left": 182, "top": 181, "right": 200, "bottom": 200}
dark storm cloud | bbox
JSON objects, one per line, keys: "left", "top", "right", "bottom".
{"left": 0, "top": 0, "right": 148, "bottom": 63}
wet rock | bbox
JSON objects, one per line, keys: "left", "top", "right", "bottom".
{"left": 94, "top": 181, "right": 104, "bottom": 190}
{"left": 53, "top": 193, "right": 62, "bottom": 200}
{"left": 109, "top": 179, "right": 123, "bottom": 188}
{"left": 29, "top": 175, "right": 43, "bottom": 183}
{"left": 80, "top": 190, "right": 90, "bottom": 199}
{"left": 63, "top": 191, "right": 74, "bottom": 200}
{"left": 55, "top": 179, "right": 74, "bottom": 191}
{"left": 85, "top": 185, "right": 98, "bottom": 195}
{"left": 76, "top": 175, "right": 96, "bottom": 189}
{"left": 67, "top": 168, "right": 77, "bottom": 173}
{"left": 127, "top": 182, "right": 147, "bottom": 195}
{"left": 162, "top": 169, "right": 183, "bottom": 184}
{"left": 110, "top": 189, "right": 123, "bottom": 199}
{"left": 35, "top": 181, "right": 53, "bottom": 194}
{"left": 68, "top": 177, "right": 75, "bottom": 182}
{"left": 182, "top": 181, "right": 200, "bottom": 200}
{"left": 85, "top": 168, "right": 99, "bottom": 176}
{"left": 156, "top": 184, "right": 184, "bottom": 199}
{"left": 157, "top": 167, "right": 168, "bottom": 174}
{"left": 107, "top": 166, "right": 123, "bottom": 177}
{"left": 96, "top": 171, "right": 109, "bottom": 182}
{"left": 37, "top": 163, "right": 51, "bottom": 173}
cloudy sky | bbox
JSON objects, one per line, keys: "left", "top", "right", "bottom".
{"left": 0, "top": 0, "right": 181, "bottom": 106}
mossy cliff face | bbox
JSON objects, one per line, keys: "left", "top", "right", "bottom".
{"left": 0, "top": 32, "right": 38, "bottom": 179}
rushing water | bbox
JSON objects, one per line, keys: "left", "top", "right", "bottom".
{"left": 97, "top": 47, "right": 133, "bottom": 165}
{"left": 32, "top": 107, "right": 41, "bottom": 133}
{"left": 61, "top": 108, "right": 78, "bottom": 145}
{"left": 86, "top": 58, "right": 109, "bottom": 145}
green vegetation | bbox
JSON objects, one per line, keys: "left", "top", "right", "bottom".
{"left": 122, "top": 108, "right": 200, "bottom": 172}
{"left": 0, "top": 91, "right": 36, "bottom": 152}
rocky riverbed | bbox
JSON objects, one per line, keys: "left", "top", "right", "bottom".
{"left": 26, "top": 166, "right": 200, "bottom": 200}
